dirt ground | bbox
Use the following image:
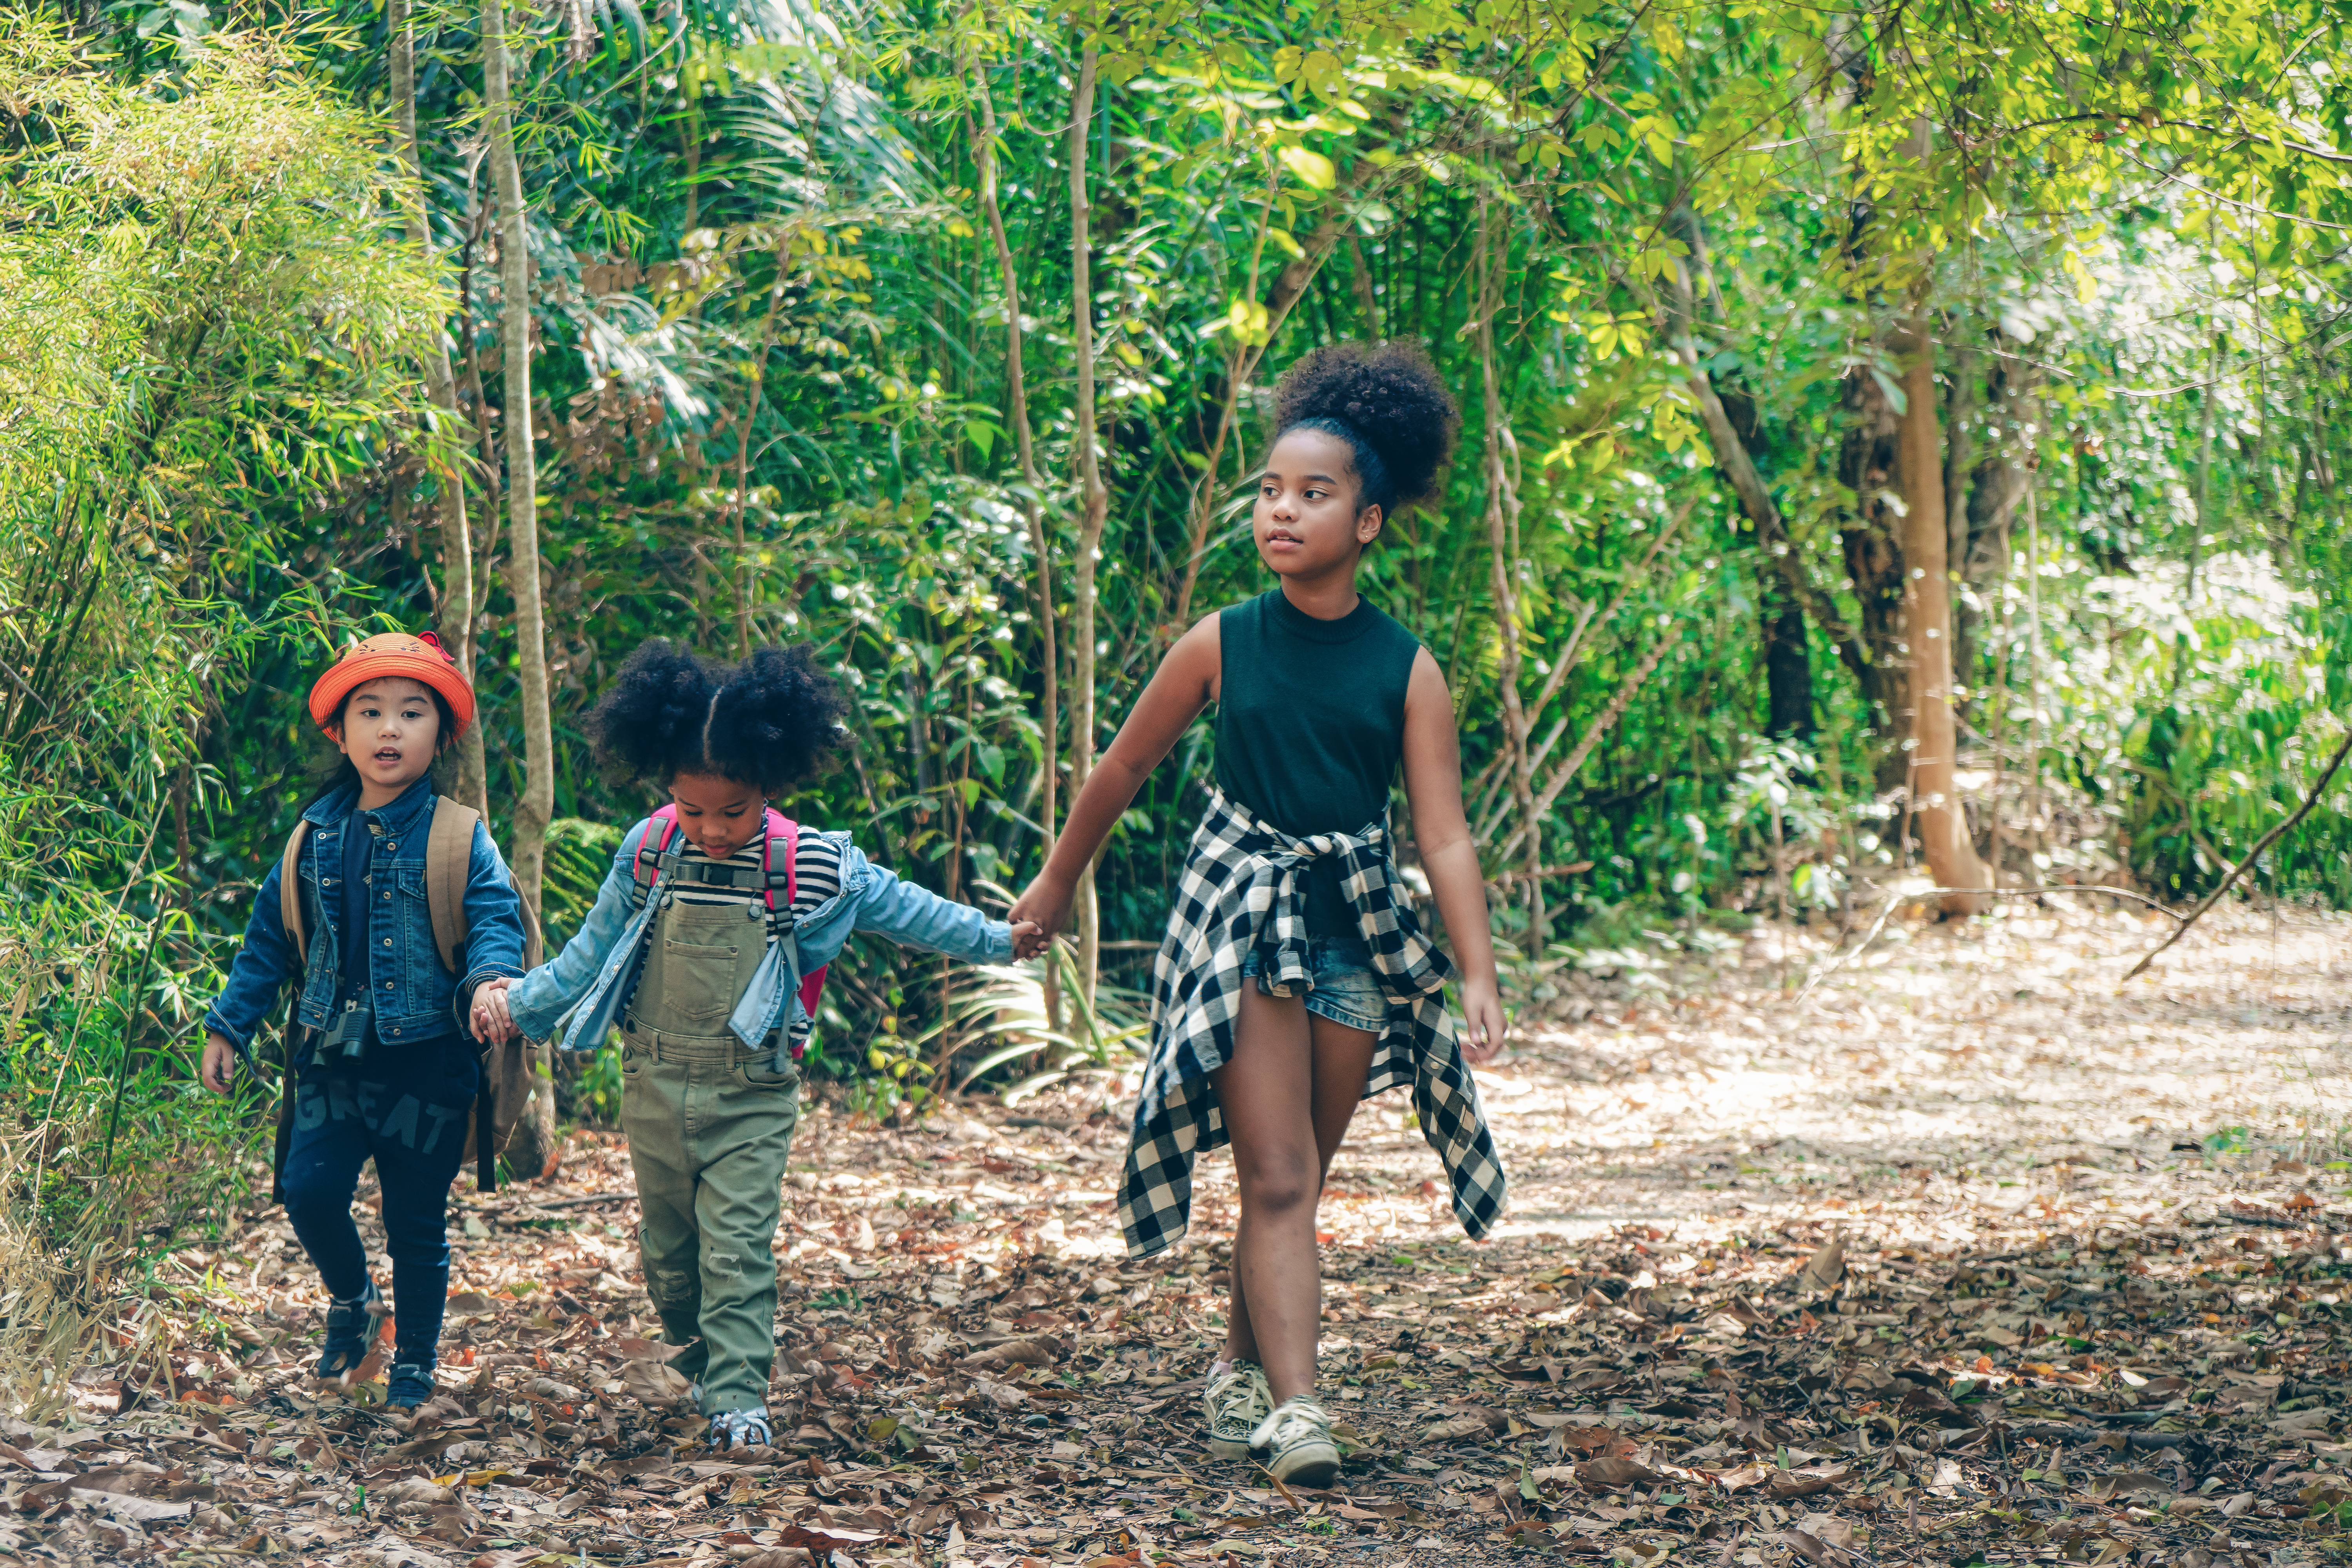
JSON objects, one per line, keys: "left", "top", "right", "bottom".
{"left": 7, "top": 900, "right": 2350, "bottom": 1568}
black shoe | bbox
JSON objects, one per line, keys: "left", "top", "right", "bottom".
{"left": 387, "top": 1362, "right": 437, "bottom": 1411}
{"left": 316, "top": 1279, "right": 383, "bottom": 1382}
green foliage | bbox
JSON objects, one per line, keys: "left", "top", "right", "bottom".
{"left": 2, "top": 2, "right": 2349, "bottom": 1331}
{"left": 0, "top": 16, "right": 453, "bottom": 1321}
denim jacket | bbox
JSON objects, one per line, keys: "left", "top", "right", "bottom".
{"left": 203, "top": 782, "right": 530, "bottom": 1053}
{"left": 506, "top": 818, "right": 1012, "bottom": 1056}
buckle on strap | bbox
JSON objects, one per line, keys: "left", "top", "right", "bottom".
{"left": 673, "top": 860, "right": 755, "bottom": 888}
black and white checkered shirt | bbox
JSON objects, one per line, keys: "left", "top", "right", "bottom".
{"left": 1118, "top": 788, "right": 1508, "bottom": 1257}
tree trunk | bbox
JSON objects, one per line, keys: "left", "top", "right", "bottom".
{"left": 1664, "top": 210, "right": 1820, "bottom": 743}
{"left": 391, "top": 0, "right": 488, "bottom": 822}
{"left": 1895, "top": 315, "right": 1990, "bottom": 913}
{"left": 1066, "top": 44, "right": 1107, "bottom": 1008}
{"left": 483, "top": 0, "right": 559, "bottom": 1179}
{"left": 966, "top": 65, "right": 1060, "bottom": 1026}
{"left": 1956, "top": 352, "right": 2039, "bottom": 684}
{"left": 1835, "top": 365, "right": 1909, "bottom": 759}
{"left": 1761, "top": 600, "right": 1814, "bottom": 741}
{"left": 1474, "top": 203, "right": 1543, "bottom": 954}
{"left": 726, "top": 238, "right": 792, "bottom": 659}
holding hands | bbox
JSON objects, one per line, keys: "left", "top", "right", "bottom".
{"left": 471, "top": 976, "right": 518, "bottom": 1044}
{"left": 1007, "top": 918, "right": 1049, "bottom": 961}
{"left": 463, "top": 919, "right": 1046, "bottom": 1046}
{"left": 1007, "top": 870, "right": 1073, "bottom": 951}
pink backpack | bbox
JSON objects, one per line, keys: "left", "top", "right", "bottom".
{"left": 630, "top": 804, "right": 827, "bottom": 1053}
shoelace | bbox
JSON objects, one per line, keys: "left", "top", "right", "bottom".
{"left": 1250, "top": 1397, "right": 1329, "bottom": 1450}
{"left": 1211, "top": 1366, "right": 1273, "bottom": 1429}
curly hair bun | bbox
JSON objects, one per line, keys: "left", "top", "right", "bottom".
{"left": 591, "top": 639, "right": 849, "bottom": 791}
{"left": 1273, "top": 341, "right": 1459, "bottom": 511}
{"left": 705, "top": 644, "right": 849, "bottom": 791}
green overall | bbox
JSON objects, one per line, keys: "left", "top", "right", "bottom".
{"left": 620, "top": 892, "right": 799, "bottom": 1417}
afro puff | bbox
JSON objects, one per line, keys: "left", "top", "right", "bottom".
{"left": 1272, "top": 341, "right": 1460, "bottom": 516}
{"left": 591, "top": 639, "right": 849, "bottom": 792}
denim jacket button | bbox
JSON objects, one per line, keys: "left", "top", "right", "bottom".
{"left": 385, "top": 841, "right": 399, "bottom": 851}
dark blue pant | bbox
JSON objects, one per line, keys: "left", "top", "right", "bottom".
{"left": 281, "top": 1035, "right": 477, "bottom": 1368}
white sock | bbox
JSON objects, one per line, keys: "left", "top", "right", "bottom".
{"left": 1209, "top": 1359, "right": 1233, "bottom": 1380}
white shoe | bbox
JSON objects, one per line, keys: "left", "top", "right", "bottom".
{"left": 1203, "top": 1359, "right": 1273, "bottom": 1459}
{"left": 710, "top": 1407, "right": 773, "bottom": 1449}
{"left": 1249, "top": 1395, "right": 1340, "bottom": 1488}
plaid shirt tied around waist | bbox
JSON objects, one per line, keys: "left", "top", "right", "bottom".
{"left": 1118, "top": 788, "right": 1508, "bottom": 1257}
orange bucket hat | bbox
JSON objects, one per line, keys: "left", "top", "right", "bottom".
{"left": 308, "top": 631, "right": 476, "bottom": 739}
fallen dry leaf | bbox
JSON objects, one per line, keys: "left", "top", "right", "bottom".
{"left": 1798, "top": 1233, "right": 1845, "bottom": 1292}
{"left": 15, "top": 905, "right": 2348, "bottom": 1568}
{"left": 619, "top": 1358, "right": 695, "bottom": 1408}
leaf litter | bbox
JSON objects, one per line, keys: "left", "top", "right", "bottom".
{"left": 5, "top": 901, "right": 2350, "bottom": 1568}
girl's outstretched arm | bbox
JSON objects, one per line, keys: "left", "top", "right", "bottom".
{"left": 1010, "top": 615, "right": 1221, "bottom": 937}
{"left": 1399, "top": 648, "right": 1507, "bottom": 1065}
{"left": 481, "top": 822, "right": 648, "bottom": 1043}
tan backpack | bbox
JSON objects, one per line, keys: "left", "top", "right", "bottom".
{"left": 273, "top": 797, "right": 546, "bottom": 1193}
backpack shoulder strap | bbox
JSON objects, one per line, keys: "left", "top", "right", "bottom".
{"left": 279, "top": 821, "right": 312, "bottom": 965}
{"left": 762, "top": 807, "right": 798, "bottom": 912}
{"left": 764, "top": 811, "right": 828, "bottom": 1021}
{"left": 426, "top": 797, "right": 478, "bottom": 975}
{"left": 631, "top": 806, "right": 682, "bottom": 909}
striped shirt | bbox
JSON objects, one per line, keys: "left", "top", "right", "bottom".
{"left": 652, "top": 831, "right": 846, "bottom": 1053}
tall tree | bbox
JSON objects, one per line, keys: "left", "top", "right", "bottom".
{"left": 388, "top": 0, "right": 486, "bottom": 821}
{"left": 1065, "top": 42, "right": 1107, "bottom": 1008}
{"left": 1665, "top": 207, "right": 1817, "bottom": 742}
{"left": 1895, "top": 312, "right": 1991, "bottom": 909}
{"left": 965, "top": 46, "right": 1060, "bottom": 1026}
{"left": 1474, "top": 201, "right": 1543, "bottom": 953}
{"left": 481, "top": 0, "right": 559, "bottom": 1178}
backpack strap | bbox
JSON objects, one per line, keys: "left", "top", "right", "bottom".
{"left": 761, "top": 807, "right": 794, "bottom": 923}
{"left": 762, "top": 810, "right": 828, "bottom": 1036}
{"left": 426, "top": 798, "right": 477, "bottom": 975}
{"left": 630, "top": 804, "right": 684, "bottom": 910}
{"left": 279, "top": 822, "right": 312, "bottom": 965}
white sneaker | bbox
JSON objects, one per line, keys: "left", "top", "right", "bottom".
{"left": 1249, "top": 1395, "right": 1340, "bottom": 1488}
{"left": 1203, "top": 1359, "right": 1273, "bottom": 1459}
{"left": 709, "top": 1407, "right": 773, "bottom": 1450}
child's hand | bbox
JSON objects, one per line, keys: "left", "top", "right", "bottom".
{"left": 1007, "top": 920, "right": 1049, "bottom": 961}
{"left": 1457, "top": 977, "right": 1508, "bottom": 1067}
{"left": 471, "top": 976, "right": 517, "bottom": 1044}
{"left": 201, "top": 1032, "right": 237, "bottom": 1094}
{"left": 1008, "top": 873, "right": 1073, "bottom": 939}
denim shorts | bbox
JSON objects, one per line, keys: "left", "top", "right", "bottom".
{"left": 1241, "top": 936, "right": 1389, "bottom": 1034}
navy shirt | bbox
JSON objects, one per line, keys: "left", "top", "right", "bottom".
{"left": 336, "top": 775, "right": 432, "bottom": 1011}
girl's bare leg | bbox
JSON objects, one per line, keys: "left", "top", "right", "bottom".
{"left": 1212, "top": 986, "right": 1378, "bottom": 1404}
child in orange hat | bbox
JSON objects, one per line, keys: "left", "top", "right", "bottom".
{"left": 201, "top": 631, "right": 528, "bottom": 1412}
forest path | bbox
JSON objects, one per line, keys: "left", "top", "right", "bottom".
{"left": 12, "top": 905, "right": 2352, "bottom": 1568}
{"left": 1371, "top": 899, "right": 2352, "bottom": 1249}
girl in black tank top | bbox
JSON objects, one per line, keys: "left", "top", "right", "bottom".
{"left": 1013, "top": 344, "right": 1508, "bottom": 1487}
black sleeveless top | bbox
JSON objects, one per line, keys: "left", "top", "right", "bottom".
{"left": 1214, "top": 589, "right": 1421, "bottom": 936}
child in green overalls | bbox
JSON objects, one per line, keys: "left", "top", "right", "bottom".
{"left": 474, "top": 641, "right": 1045, "bottom": 1447}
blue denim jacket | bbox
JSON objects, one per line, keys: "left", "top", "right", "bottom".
{"left": 203, "top": 782, "right": 530, "bottom": 1051}
{"left": 506, "top": 818, "right": 1012, "bottom": 1055}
